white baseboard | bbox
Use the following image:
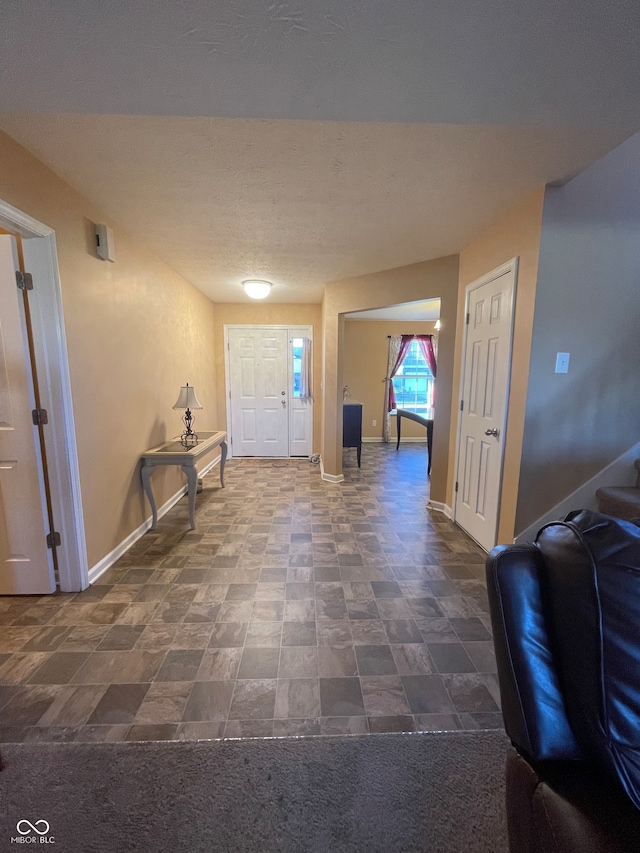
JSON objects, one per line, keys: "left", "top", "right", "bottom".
{"left": 319, "top": 456, "right": 344, "bottom": 484}
{"left": 199, "top": 455, "right": 222, "bottom": 479}
{"left": 88, "top": 455, "right": 221, "bottom": 584}
{"left": 362, "top": 437, "right": 384, "bottom": 443}
{"left": 428, "top": 500, "right": 453, "bottom": 519}
{"left": 514, "top": 440, "right": 640, "bottom": 544}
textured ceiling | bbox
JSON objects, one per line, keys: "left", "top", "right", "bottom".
{"left": 1, "top": 1, "right": 639, "bottom": 303}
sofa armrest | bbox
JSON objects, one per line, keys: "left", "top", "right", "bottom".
{"left": 486, "top": 545, "right": 582, "bottom": 761}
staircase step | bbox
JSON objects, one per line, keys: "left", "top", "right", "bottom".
{"left": 596, "top": 485, "right": 640, "bottom": 521}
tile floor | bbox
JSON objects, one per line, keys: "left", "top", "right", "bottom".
{"left": 0, "top": 444, "right": 502, "bottom": 743}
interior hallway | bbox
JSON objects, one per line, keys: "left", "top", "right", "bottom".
{"left": 0, "top": 444, "right": 501, "bottom": 743}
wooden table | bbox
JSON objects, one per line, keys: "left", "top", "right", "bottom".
{"left": 141, "top": 430, "right": 227, "bottom": 530}
{"left": 396, "top": 410, "right": 433, "bottom": 475}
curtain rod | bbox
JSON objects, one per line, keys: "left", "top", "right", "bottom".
{"left": 386, "top": 333, "right": 433, "bottom": 338}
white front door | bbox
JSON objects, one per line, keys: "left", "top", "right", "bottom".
{"left": 455, "top": 259, "right": 517, "bottom": 551}
{"left": 228, "top": 327, "right": 289, "bottom": 457}
{"left": 0, "top": 235, "right": 55, "bottom": 593}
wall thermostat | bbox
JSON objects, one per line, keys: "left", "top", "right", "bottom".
{"left": 95, "top": 223, "right": 116, "bottom": 262}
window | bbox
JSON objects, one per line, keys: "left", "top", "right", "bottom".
{"left": 292, "top": 337, "right": 303, "bottom": 397}
{"left": 392, "top": 339, "right": 434, "bottom": 417}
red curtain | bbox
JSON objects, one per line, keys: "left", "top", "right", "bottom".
{"left": 387, "top": 335, "right": 414, "bottom": 412}
{"left": 417, "top": 334, "right": 437, "bottom": 408}
{"left": 416, "top": 335, "right": 437, "bottom": 377}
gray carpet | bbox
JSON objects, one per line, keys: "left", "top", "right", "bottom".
{"left": 0, "top": 731, "right": 508, "bottom": 852}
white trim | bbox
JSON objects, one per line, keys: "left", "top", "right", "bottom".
{"left": 88, "top": 486, "right": 186, "bottom": 584}
{"left": 428, "top": 500, "right": 453, "bottom": 518}
{"left": 452, "top": 257, "right": 518, "bottom": 551}
{"left": 0, "top": 199, "right": 88, "bottom": 591}
{"left": 514, "top": 440, "right": 640, "bottom": 545}
{"left": 320, "top": 456, "right": 344, "bottom": 483}
{"left": 88, "top": 455, "right": 222, "bottom": 584}
{"left": 198, "top": 454, "right": 222, "bottom": 479}
{"left": 362, "top": 437, "right": 384, "bottom": 443}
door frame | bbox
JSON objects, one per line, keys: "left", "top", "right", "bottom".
{"left": 453, "top": 257, "right": 518, "bottom": 550}
{"left": 0, "top": 199, "right": 88, "bottom": 591}
{"left": 223, "top": 324, "right": 313, "bottom": 459}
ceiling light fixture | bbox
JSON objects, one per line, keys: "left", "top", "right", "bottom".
{"left": 242, "top": 279, "right": 272, "bottom": 300}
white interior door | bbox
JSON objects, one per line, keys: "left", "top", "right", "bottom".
{"left": 0, "top": 234, "right": 55, "bottom": 593}
{"left": 228, "top": 327, "right": 289, "bottom": 457}
{"left": 455, "top": 260, "right": 517, "bottom": 551}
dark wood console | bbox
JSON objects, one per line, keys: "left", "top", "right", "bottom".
{"left": 343, "top": 401, "right": 363, "bottom": 467}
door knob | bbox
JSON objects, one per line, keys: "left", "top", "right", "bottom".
{"left": 485, "top": 427, "right": 499, "bottom": 437}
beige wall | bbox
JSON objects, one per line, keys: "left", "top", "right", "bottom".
{"left": 454, "top": 187, "right": 545, "bottom": 542}
{"left": 321, "top": 255, "right": 459, "bottom": 504}
{"left": 343, "top": 320, "right": 438, "bottom": 439}
{"left": 0, "top": 131, "right": 218, "bottom": 568}
{"left": 213, "top": 303, "right": 322, "bottom": 453}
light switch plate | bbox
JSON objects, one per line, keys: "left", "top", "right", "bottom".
{"left": 555, "top": 352, "right": 570, "bottom": 373}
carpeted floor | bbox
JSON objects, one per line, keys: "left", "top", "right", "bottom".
{"left": 0, "top": 730, "right": 508, "bottom": 852}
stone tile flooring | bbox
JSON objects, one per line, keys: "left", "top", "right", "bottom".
{"left": 0, "top": 444, "right": 502, "bottom": 743}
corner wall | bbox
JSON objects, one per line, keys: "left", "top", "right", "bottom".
{"left": 0, "top": 131, "right": 218, "bottom": 570}
{"left": 515, "top": 131, "right": 640, "bottom": 533}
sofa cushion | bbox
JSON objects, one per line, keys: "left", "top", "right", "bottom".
{"left": 535, "top": 510, "right": 640, "bottom": 809}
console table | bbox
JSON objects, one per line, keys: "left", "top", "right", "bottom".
{"left": 396, "top": 410, "right": 433, "bottom": 475}
{"left": 140, "top": 430, "right": 227, "bottom": 530}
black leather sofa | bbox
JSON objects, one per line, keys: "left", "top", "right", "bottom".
{"left": 486, "top": 510, "right": 640, "bottom": 852}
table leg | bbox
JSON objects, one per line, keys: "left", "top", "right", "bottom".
{"left": 141, "top": 462, "right": 158, "bottom": 530}
{"left": 182, "top": 463, "right": 198, "bottom": 530}
{"left": 220, "top": 440, "right": 227, "bottom": 487}
{"left": 396, "top": 413, "right": 402, "bottom": 450}
{"left": 356, "top": 442, "right": 361, "bottom": 468}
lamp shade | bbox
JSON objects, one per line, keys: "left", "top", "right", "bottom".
{"left": 173, "top": 383, "right": 203, "bottom": 410}
{"left": 242, "top": 279, "right": 272, "bottom": 299}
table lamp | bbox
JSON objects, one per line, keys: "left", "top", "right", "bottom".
{"left": 173, "top": 383, "right": 203, "bottom": 447}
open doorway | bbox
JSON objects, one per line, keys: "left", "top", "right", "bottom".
{"left": 343, "top": 299, "right": 440, "bottom": 447}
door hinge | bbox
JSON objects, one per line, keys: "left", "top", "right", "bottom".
{"left": 32, "top": 408, "right": 49, "bottom": 426}
{"left": 466, "top": 312, "right": 470, "bottom": 324}
{"left": 460, "top": 400, "right": 464, "bottom": 411}
{"left": 455, "top": 481, "right": 459, "bottom": 493}
{"left": 16, "top": 271, "right": 34, "bottom": 291}
{"left": 46, "top": 531, "right": 61, "bottom": 549}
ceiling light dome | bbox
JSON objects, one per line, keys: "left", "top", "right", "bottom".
{"left": 242, "top": 279, "right": 272, "bottom": 299}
